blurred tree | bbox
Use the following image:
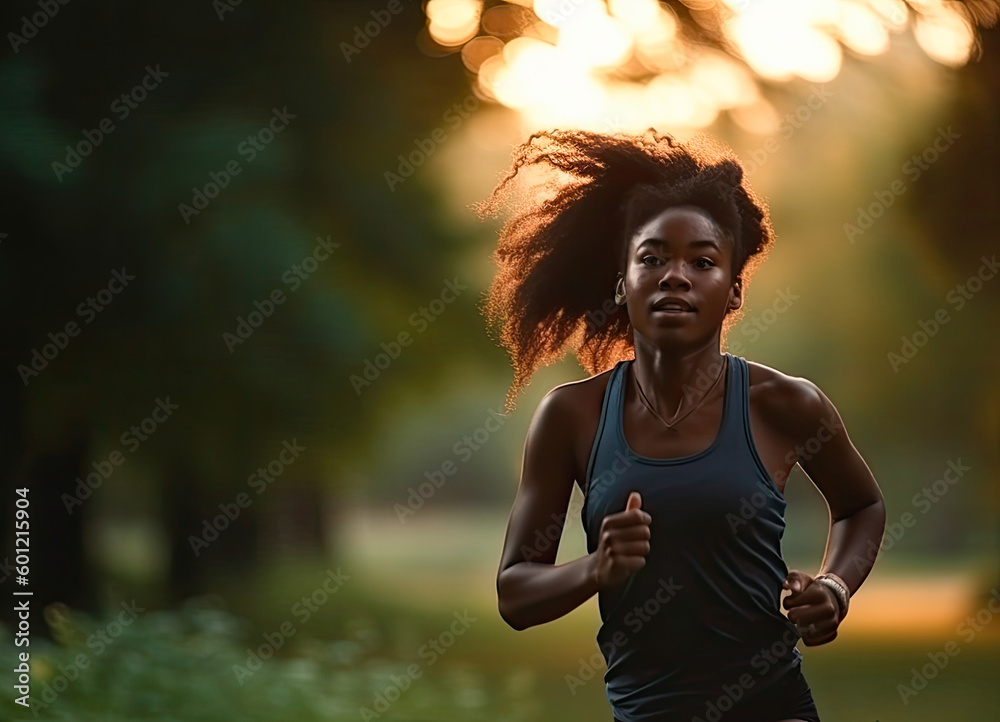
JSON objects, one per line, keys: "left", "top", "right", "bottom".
{"left": 905, "top": 22, "right": 1000, "bottom": 586}
{"left": 0, "top": 0, "right": 499, "bottom": 622}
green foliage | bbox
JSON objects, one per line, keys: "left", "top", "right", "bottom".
{"left": 0, "top": 597, "right": 504, "bottom": 722}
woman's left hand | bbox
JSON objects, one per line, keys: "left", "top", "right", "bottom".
{"left": 782, "top": 570, "right": 843, "bottom": 646}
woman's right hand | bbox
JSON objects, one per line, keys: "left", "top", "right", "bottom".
{"left": 593, "top": 491, "right": 652, "bottom": 590}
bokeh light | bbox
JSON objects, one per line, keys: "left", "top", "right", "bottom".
{"left": 428, "top": 0, "right": 483, "bottom": 46}
{"left": 422, "top": 0, "right": 992, "bottom": 132}
{"left": 913, "top": 2, "right": 975, "bottom": 66}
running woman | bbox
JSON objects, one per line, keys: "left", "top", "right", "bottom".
{"left": 485, "top": 129, "right": 887, "bottom": 722}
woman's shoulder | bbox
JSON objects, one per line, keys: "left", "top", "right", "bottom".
{"left": 533, "top": 361, "right": 622, "bottom": 424}
{"left": 742, "top": 356, "right": 835, "bottom": 430}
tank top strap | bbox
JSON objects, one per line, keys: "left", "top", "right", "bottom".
{"left": 583, "top": 358, "right": 630, "bottom": 499}
{"left": 711, "top": 352, "right": 777, "bottom": 492}
{"left": 717, "top": 352, "right": 747, "bottom": 448}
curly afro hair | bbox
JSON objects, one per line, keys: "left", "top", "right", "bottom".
{"left": 477, "top": 128, "right": 775, "bottom": 413}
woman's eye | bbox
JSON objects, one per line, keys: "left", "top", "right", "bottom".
{"left": 696, "top": 258, "right": 715, "bottom": 269}
{"left": 641, "top": 255, "right": 661, "bottom": 266}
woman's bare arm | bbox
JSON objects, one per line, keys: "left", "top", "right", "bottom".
{"left": 771, "top": 375, "right": 887, "bottom": 644}
{"left": 496, "top": 383, "right": 652, "bottom": 630}
{"left": 791, "top": 380, "right": 887, "bottom": 595}
{"left": 496, "top": 386, "right": 601, "bottom": 631}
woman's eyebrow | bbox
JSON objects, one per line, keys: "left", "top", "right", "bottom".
{"left": 637, "top": 238, "right": 722, "bottom": 250}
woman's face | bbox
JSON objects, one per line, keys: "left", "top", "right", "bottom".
{"left": 622, "top": 205, "right": 741, "bottom": 350}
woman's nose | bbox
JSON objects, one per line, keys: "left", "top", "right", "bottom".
{"left": 658, "top": 261, "right": 691, "bottom": 289}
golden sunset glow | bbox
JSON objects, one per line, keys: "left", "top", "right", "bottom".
{"left": 422, "top": 0, "right": 989, "bottom": 132}
{"left": 913, "top": 2, "right": 975, "bottom": 66}
{"left": 723, "top": 0, "right": 851, "bottom": 83}
{"left": 427, "top": 0, "right": 482, "bottom": 46}
{"left": 835, "top": 1, "right": 892, "bottom": 55}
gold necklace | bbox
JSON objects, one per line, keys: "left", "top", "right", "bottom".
{"left": 631, "top": 355, "right": 728, "bottom": 430}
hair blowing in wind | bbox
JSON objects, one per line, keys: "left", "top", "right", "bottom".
{"left": 476, "top": 128, "right": 777, "bottom": 413}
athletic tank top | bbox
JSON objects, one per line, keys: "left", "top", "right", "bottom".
{"left": 581, "top": 353, "right": 803, "bottom": 721}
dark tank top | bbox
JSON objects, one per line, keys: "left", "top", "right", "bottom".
{"left": 581, "top": 353, "right": 803, "bottom": 721}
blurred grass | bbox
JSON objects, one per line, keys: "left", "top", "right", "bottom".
{"left": 0, "top": 505, "right": 997, "bottom": 720}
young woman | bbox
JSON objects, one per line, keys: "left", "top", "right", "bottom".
{"left": 483, "top": 129, "right": 887, "bottom": 721}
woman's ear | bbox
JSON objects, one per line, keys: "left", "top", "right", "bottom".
{"left": 728, "top": 278, "right": 743, "bottom": 312}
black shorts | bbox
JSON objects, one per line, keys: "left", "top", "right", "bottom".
{"left": 613, "top": 665, "right": 821, "bottom": 722}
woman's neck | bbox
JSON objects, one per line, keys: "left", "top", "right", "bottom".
{"left": 629, "top": 338, "right": 727, "bottom": 415}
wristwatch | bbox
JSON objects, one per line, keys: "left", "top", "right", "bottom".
{"left": 813, "top": 572, "right": 850, "bottom": 621}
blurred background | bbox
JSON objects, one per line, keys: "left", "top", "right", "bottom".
{"left": 0, "top": 0, "right": 998, "bottom": 719}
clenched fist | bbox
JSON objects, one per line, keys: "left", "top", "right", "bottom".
{"left": 593, "top": 491, "right": 652, "bottom": 590}
{"left": 782, "top": 570, "right": 844, "bottom": 646}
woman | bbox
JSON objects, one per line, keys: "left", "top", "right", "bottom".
{"left": 483, "top": 129, "right": 887, "bottom": 721}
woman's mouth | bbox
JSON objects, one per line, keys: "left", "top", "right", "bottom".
{"left": 651, "top": 298, "right": 695, "bottom": 314}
